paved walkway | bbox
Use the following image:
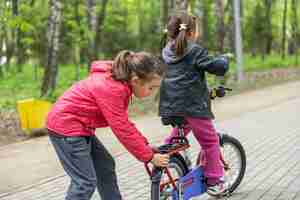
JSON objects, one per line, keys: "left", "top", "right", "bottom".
{"left": 0, "top": 81, "right": 300, "bottom": 200}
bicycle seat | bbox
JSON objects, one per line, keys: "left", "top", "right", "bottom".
{"left": 161, "top": 116, "right": 185, "bottom": 127}
{"left": 157, "top": 143, "right": 189, "bottom": 154}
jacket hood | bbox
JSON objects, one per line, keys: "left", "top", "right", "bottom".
{"left": 90, "top": 60, "right": 113, "bottom": 74}
{"left": 162, "top": 41, "right": 196, "bottom": 64}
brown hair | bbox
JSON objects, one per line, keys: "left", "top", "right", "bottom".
{"left": 111, "top": 50, "right": 165, "bottom": 82}
{"left": 161, "top": 12, "right": 197, "bottom": 56}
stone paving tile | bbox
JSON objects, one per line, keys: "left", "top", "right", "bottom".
{"left": 0, "top": 98, "right": 300, "bottom": 200}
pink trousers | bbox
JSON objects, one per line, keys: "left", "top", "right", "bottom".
{"left": 165, "top": 117, "right": 224, "bottom": 185}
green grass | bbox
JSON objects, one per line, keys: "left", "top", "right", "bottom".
{"left": 0, "top": 54, "right": 299, "bottom": 111}
{"left": 236, "top": 54, "right": 300, "bottom": 72}
{"left": 0, "top": 64, "right": 88, "bottom": 110}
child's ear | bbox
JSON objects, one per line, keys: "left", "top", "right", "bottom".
{"left": 189, "top": 31, "right": 198, "bottom": 40}
{"left": 130, "top": 75, "right": 139, "bottom": 86}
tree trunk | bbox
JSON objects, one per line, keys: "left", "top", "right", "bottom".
{"left": 3, "top": 2, "right": 13, "bottom": 71}
{"left": 73, "top": 0, "right": 86, "bottom": 66}
{"left": 4, "top": 28, "right": 14, "bottom": 71}
{"left": 0, "top": 66, "right": 3, "bottom": 78}
{"left": 215, "top": 0, "right": 226, "bottom": 53}
{"left": 291, "top": 0, "right": 299, "bottom": 64}
{"left": 226, "top": 0, "right": 235, "bottom": 53}
{"left": 264, "top": 0, "right": 273, "bottom": 55}
{"left": 0, "top": 37, "right": 4, "bottom": 77}
{"left": 12, "top": 0, "right": 23, "bottom": 72}
{"left": 194, "top": 0, "right": 204, "bottom": 44}
{"left": 281, "top": 0, "right": 288, "bottom": 59}
{"left": 94, "top": 0, "right": 109, "bottom": 58}
{"left": 86, "top": 0, "right": 97, "bottom": 67}
{"left": 175, "top": 0, "right": 188, "bottom": 12}
{"left": 169, "top": 0, "right": 175, "bottom": 13}
{"left": 85, "top": 0, "right": 108, "bottom": 67}
{"left": 233, "top": 0, "right": 244, "bottom": 82}
{"left": 74, "top": 0, "right": 81, "bottom": 80}
{"left": 199, "top": 0, "right": 210, "bottom": 48}
{"left": 30, "top": 0, "right": 35, "bottom": 6}
{"left": 123, "top": 2, "right": 129, "bottom": 42}
{"left": 161, "top": 0, "right": 169, "bottom": 28}
{"left": 1, "top": 1, "right": 12, "bottom": 71}
{"left": 41, "top": 0, "right": 63, "bottom": 96}
{"left": 137, "top": 0, "right": 144, "bottom": 49}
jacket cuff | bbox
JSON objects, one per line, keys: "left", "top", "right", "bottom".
{"left": 144, "top": 151, "right": 154, "bottom": 163}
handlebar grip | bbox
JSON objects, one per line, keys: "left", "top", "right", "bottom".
{"left": 210, "top": 86, "right": 233, "bottom": 99}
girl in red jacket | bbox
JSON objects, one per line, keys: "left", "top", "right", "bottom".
{"left": 47, "top": 50, "right": 169, "bottom": 200}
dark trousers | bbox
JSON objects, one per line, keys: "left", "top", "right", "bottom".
{"left": 49, "top": 132, "right": 122, "bottom": 200}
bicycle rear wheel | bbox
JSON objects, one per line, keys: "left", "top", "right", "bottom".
{"left": 151, "top": 154, "right": 189, "bottom": 200}
{"left": 220, "top": 134, "right": 246, "bottom": 194}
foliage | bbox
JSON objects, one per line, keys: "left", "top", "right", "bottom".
{"left": 1, "top": 0, "right": 297, "bottom": 63}
{"left": 1, "top": 54, "right": 299, "bottom": 110}
{"left": 0, "top": 0, "right": 300, "bottom": 100}
{"left": 0, "top": 64, "right": 88, "bottom": 109}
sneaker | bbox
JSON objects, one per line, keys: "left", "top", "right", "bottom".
{"left": 206, "top": 181, "right": 228, "bottom": 196}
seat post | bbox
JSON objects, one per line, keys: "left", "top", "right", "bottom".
{"left": 178, "top": 126, "right": 185, "bottom": 138}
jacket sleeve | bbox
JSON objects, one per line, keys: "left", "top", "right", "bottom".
{"left": 95, "top": 88, "right": 154, "bottom": 163}
{"left": 192, "top": 46, "right": 229, "bottom": 76}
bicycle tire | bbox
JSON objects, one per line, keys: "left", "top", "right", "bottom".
{"left": 151, "top": 154, "right": 189, "bottom": 200}
{"left": 220, "top": 134, "right": 246, "bottom": 194}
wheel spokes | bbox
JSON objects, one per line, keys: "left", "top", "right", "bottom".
{"left": 159, "top": 163, "right": 183, "bottom": 199}
{"left": 221, "top": 143, "right": 242, "bottom": 186}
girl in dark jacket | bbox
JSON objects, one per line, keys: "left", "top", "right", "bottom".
{"left": 159, "top": 13, "right": 229, "bottom": 195}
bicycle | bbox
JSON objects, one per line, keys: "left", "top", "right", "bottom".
{"left": 145, "top": 86, "right": 247, "bottom": 200}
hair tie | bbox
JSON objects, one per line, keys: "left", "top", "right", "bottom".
{"left": 179, "top": 23, "right": 187, "bottom": 31}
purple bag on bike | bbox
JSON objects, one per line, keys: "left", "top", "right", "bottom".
{"left": 172, "top": 166, "right": 207, "bottom": 200}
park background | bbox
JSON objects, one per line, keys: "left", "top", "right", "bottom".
{"left": 0, "top": 0, "right": 300, "bottom": 145}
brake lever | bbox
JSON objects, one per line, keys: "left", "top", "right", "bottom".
{"left": 210, "top": 86, "right": 232, "bottom": 99}
{"left": 224, "top": 87, "right": 232, "bottom": 91}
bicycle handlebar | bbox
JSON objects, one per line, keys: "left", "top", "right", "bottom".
{"left": 210, "top": 86, "right": 232, "bottom": 100}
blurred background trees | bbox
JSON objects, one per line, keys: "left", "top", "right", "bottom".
{"left": 0, "top": 0, "right": 299, "bottom": 96}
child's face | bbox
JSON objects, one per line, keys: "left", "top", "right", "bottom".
{"left": 188, "top": 24, "right": 200, "bottom": 41}
{"left": 130, "top": 75, "right": 161, "bottom": 99}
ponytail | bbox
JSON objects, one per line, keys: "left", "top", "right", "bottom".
{"left": 112, "top": 50, "right": 133, "bottom": 82}
{"left": 164, "top": 12, "right": 197, "bottom": 57}
{"left": 160, "top": 29, "right": 168, "bottom": 52}
{"left": 112, "top": 50, "right": 166, "bottom": 82}
{"left": 175, "top": 29, "right": 188, "bottom": 56}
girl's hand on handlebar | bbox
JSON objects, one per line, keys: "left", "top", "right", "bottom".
{"left": 151, "top": 153, "right": 169, "bottom": 167}
{"left": 210, "top": 86, "right": 232, "bottom": 99}
{"left": 150, "top": 145, "right": 160, "bottom": 153}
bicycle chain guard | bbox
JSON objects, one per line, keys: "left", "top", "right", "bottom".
{"left": 172, "top": 166, "right": 207, "bottom": 200}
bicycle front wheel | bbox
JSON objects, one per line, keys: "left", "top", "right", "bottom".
{"left": 151, "top": 154, "right": 189, "bottom": 200}
{"left": 220, "top": 134, "right": 246, "bottom": 194}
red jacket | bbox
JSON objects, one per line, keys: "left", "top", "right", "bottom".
{"left": 47, "top": 61, "right": 154, "bottom": 162}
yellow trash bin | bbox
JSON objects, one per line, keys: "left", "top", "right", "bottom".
{"left": 17, "top": 98, "right": 52, "bottom": 134}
